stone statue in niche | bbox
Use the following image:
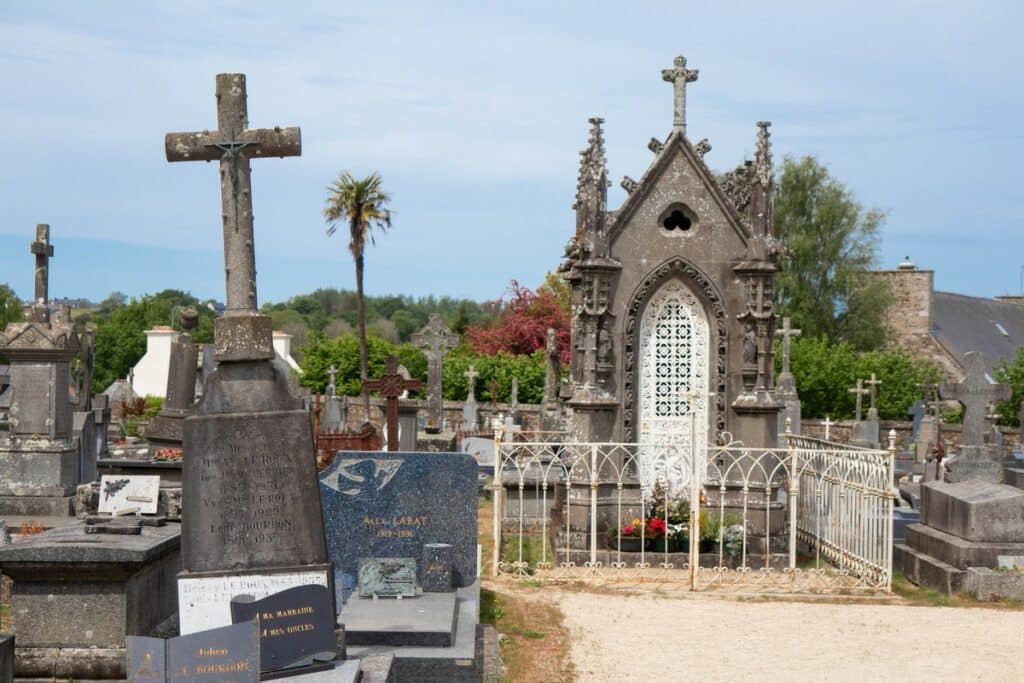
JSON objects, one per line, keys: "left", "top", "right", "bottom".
{"left": 742, "top": 328, "right": 757, "bottom": 365}
{"left": 597, "top": 325, "right": 612, "bottom": 365}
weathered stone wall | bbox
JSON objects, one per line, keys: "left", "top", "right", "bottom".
{"left": 340, "top": 397, "right": 545, "bottom": 435}
{"left": 868, "top": 267, "right": 963, "bottom": 380}
{"left": 801, "top": 418, "right": 1021, "bottom": 457}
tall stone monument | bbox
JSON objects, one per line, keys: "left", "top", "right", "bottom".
{"left": 411, "top": 314, "right": 457, "bottom": 434}
{"left": 939, "top": 351, "right": 1011, "bottom": 483}
{"left": 774, "top": 317, "right": 801, "bottom": 437}
{"left": 166, "top": 74, "right": 331, "bottom": 634}
{"left": 145, "top": 307, "right": 199, "bottom": 449}
{"left": 0, "top": 225, "right": 83, "bottom": 516}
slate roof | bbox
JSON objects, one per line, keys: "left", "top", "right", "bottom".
{"left": 931, "top": 291, "right": 1024, "bottom": 375}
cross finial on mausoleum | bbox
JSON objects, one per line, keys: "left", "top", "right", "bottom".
{"left": 661, "top": 55, "right": 699, "bottom": 134}
{"left": 30, "top": 224, "right": 54, "bottom": 323}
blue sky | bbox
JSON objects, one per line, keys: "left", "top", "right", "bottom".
{"left": 1, "top": 1, "right": 1022, "bottom": 306}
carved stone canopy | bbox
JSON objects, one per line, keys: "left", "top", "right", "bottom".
{"left": 1, "top": 320, "right": 80, "bottom": 361}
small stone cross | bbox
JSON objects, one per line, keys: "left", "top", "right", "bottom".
{"left": 464, "top": 365, "right": 479, "bottom": 402}
{"left": 661, "top": 54, "right": 699, "bottom": 134}
{"left": 327, "top": 364, "right": 338, "bottom": 393}
{"left": 510, "top": 377, "right": 519, "bottom": 409}
{"left": 774, "top": 317, "right": 801, "bottom": 376}
{"left": 165, "top": 74, "right": 301, "bottom": 316}
{"left": 849, "top": 379, "right": 869, "bottom": 422}
{"left": 939, "top": 352, "right": 1011, "bottom": 449}
{"left": 865, "top": 373, "right": 882, "bottom": 419}
{"left": 363, "top": 355, "right": 422, "bottom": 452}
{"left": 30, "top": 224, "right": 53, "bottom": 323}
{"left": 823, "top": 415, "right": 834, "bottom": 441}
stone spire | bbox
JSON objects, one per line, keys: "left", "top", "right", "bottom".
{"left": 661, "top": 55, "right": 699, "bottom": 134}
{"left": 751, "top": 121, "right": 773, "bottom": 237}
{"left": 570, "top": 117, "right": 610, "bottom": 260}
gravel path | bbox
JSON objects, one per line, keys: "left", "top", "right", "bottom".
{"left": 556, "top": 591, "right": 1024, "bottom": 682}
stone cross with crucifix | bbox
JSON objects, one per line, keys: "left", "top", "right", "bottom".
{"left": 411, "top": 314, "right": 458, "bottom": 434}
{"left": 30, "top": 224, "right": 53, "bottom": 323}
{"left": 326, "top": 364, "right": 338, "bottom": 395}
{"left": 939, "top": 352, "right": 1010, "bottom": 449}
{"left": 661, "top": 55, "right": 699, "bottom": 134}
{"left": 165, "top": 73, "right": 301, "bottom": 362}
{"left": 464, "top": 366, "right": 479, "bottom": 403}
{"left": 865, "top": 373, "right": 882, "bottom": 421}
{"left": 363, "top": 355, "right": 422, "bottom": 452}
{"left": 849, "top": 379, "right": 869, "bottom": 422}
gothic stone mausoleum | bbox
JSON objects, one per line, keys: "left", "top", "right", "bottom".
{"left": 561, "top": 55, "right": 783, "bottom": 450}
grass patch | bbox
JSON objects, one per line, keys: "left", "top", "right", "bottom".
{"left": 480, "top": 587, "right": 575, "bottom": 682}
{"left": 0, "top": 603, "right": 9, "bottom": 632}
{"left": 891, "top": 571, "right": 1024, "bottom": 609}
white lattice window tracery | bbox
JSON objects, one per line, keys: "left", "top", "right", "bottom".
{"left": 638, "top": 281, "right": 709, "bottom": 493}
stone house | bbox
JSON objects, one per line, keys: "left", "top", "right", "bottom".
{"left": 872, "top": 260, "right": 1024, "bottom": 381}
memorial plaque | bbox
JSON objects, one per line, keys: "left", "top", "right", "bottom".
{"left": 10, "top": 364, "right": 51, "bottom": 435}
{"left": 421, "top": 543, "right": 454, "bottom": 593}
{"left": 167, "top": 620, "right": 260, "bottom": 683}
{"left": 183, "top": 411, "right": 327, "bottom": 573}
{"left": 230, "top": 584, "right": 336, "bottom": 673}
{"left": 178, "top": 569, "right": 330, "bottom": 635}
{"left": 358, "top": 558, "right": 417, "bottom": 598}
{"left": 320, "top": 451, "right": 477, "bottom": 591}
{"left": 98, "top": 475, "right": 160, "bottom": 515}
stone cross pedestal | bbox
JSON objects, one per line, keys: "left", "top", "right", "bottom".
{"left": 145, "top": 307, "right": 199, "bottom": 448}
{"left": 411, "top": 315, "right": 457, "bottom": 434}
{"left": 774, "top": 317, "right": 801, "bottom": 436}
{"left": 462, "top": 365, "right": 479, "bottom": 430}
{"left": 363, "top": 355, "right": 421, "bottom": 452}
{"left": 0, "top": 225, "right": 83, "bottom": 516}
{"left": 169, "top": 74, "right": 332, "bottom": 635}
{"left": 940, "top": 351, "right": 1011, "bottom": 483}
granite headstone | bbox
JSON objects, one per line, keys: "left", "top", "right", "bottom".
{"left": 229, "top": 584, "right": 336, "bottom": 674}
{"left": 320, "top": 451, "right": 477, "bottom": 594}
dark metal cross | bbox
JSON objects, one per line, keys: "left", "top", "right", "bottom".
{"left": 363, "top": 355, "right": 422, "bottom": 452}
{"left": 165, "top": 73, "right": 301, "bottom": 316}
{"left": 661, "top": 55, "right": 699, "bottom": 134}
{"left": 30, "top": 223, "right": 53, "bottom": 323}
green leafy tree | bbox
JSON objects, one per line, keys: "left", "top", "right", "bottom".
{"left": 993, "top": 348, "right": 1024, "bottom": 426}
{"left": 0, "top": 283, "right": 24, "bottom": 330}
{"left": 774, "top": 156, "right": 890, "bottom": 350}
{"left": 324, "top": 171, "right": 392, "bottom": 416}
{"left": 298, "top": 334, "right": 426, "bottom": 396}
{"left": 784, "top": 336, "right": 943, "bottom": 419}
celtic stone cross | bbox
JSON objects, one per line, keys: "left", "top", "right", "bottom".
{"left": 939, "top": 352, "right": 1010, "bottom": 448}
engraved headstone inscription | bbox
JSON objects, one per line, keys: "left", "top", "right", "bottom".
{"left": 229, "top": 584, "right": 336, "bottom": 675}
{"left": 320, "top": 451, "right": 477, "bottom": 594}
{"left": 126, "top": 620, "right": 259, "bottom": 683}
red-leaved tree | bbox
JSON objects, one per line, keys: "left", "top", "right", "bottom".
{"left": 465, "top": 280, "right": 571, "bottom": 363}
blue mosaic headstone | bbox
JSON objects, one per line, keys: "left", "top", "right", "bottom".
{"left": 319, "top": 451, "right": 477, "bottom": 595}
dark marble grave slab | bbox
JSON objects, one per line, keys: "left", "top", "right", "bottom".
{"left": 230, "top": 584, "right": 336, "bottom": 674}
{"left": 320, "top": 451, "right": 477, "bottom": 593}
{"left": 165, "top": 620, "right": 260, "bottom": 682}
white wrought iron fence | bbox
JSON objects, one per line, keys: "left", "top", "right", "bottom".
{"left": 491, "top": 429, "right": 896, "bottom": 594}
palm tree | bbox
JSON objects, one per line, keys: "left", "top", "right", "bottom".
{"left": 324, "top": 171, "right": 392, "bottom": 416}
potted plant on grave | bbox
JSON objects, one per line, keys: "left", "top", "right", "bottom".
{"left": 646, "top": 481, "right": 691, "bottom": 553}
{"left": 700, "top": 510, "right": 744, "bottom": 556}
{"left": 606, "top": 517, "right": 650, "bottom": 553}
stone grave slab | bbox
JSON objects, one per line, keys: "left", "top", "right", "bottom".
{"left": 342, "top": 590, "right": 458, "bottom": 647}
{"left": 178, "top": 567, "right": 331, "bottom": 636}
{"left": 920, "top": 480, "right": 1024, "bottom": 543}
{"left": 98, "top": 474, "right": 160, "bottom": 515}
{"left": 320, "top": 451, "right": 477, "bottom": 593}
{"left": 230, "top": 584, "right": 336, "bottom": 675}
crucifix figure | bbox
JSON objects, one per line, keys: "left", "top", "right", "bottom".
{"left": 464, "top": 365, "right": 479, "bottom": 402}
{"left": 30, "top": 224, "right": 53, "bottom": 323}
{"left": 939, "top": 352, "right": 1010, "bottom": 449}
{"left": 865, "top": 373, "right": 882, "bottom": 420}
{"left": 326, "top": 364, "right": 338, "bottom": 394}
{"left": 774, "top": 317, "right": 801, "bottom": 377}
{"left": 849, "top": 379, "right": 869, "bottom": 422}
{"left": 363, "top": 355, "right": 422, "bottom": 452}
{"left": 411, "top": 314, "right": 459, "bottom": 433}
{"left": 165, "top": 74, "right": 301, "bottom": 319}
{"left": 661, "top": 55, "right": 699, "bottom": 134}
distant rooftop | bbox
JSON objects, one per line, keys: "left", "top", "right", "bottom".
{"left": 932, "top": 291, "right": 1024, "bottom": 375}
